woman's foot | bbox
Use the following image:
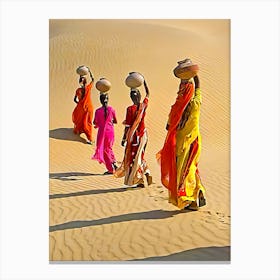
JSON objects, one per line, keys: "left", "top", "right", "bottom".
{"left": 112, "top": 162, "right": 118, "bottom": 170}
{"left": 198, "top": 191, "right": 206, "bottom": 207}
{"left": 145, "top": 173, "right": 153, "bottom": 185}
{"left": 136, "top": 178, "right": 145, "bottom": 188}
{"left": 103, "top": 171, "right": 113, "bottom": 175}
{"left": 187, "top": 201, "right": 199, "bottom": 211}
{"left": 86, "top": 140, "right": 93, "bottom": 145}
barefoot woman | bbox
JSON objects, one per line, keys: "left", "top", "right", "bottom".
{"left": 72, "top": 69, "right": 94, "bottom": 144}
{"left": 115, "top": 78, "right": 152, "bottom": 188}
{"left": 91, "top": 93, "right": 118, "bottom": 175}
{"left": 157, "top": 59, "right": 206, "bottom": 210}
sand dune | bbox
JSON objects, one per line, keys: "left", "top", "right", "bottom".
{"left": 49, "top": 19, "right": 230, "bottom": 261}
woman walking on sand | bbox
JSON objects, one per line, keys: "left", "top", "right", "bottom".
{"left": 91, "top": 93, "right": 118, "bottom": 175}
{"left": 157, "top": 58, "right": 206, "bottom": 210}
{"left": 115, "top": 78, "right": 152, "bottom": 188}
{"left": 72, "top": 69, "right": 94, "bottom": 144}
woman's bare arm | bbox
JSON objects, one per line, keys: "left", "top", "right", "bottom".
{"left": 88, "top": 67, "right": 94, "bottom": 83}
{"left": 143, "top": 79, "right": 150, "bottom": 98}
{"left": 193, "top": 75, "right": 200, "bottom": 89}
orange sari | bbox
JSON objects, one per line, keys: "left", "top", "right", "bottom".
{"left": 72, "top": 82, "right": 94, "bottom": 141}
{"left": 156, "top": 82, "right": 194, "bottom": 205}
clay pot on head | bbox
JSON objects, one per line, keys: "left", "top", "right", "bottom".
{"left": 76, "top": 65, "right": 89, "bottom": 76}
{"left": 96, "top": 78, "right": 111, "bottom": 93}
{"left": 173, "top": 58, "right": 199, "bottom": 80}
{"left": 125, "top": 72, "right": 144, "bottom": 88}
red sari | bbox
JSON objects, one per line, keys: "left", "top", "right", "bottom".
{"left": 115, "top": 98, "right": 150, "bottom": 186}
{"left": 72, "top": 82, "right": 94, "bottom": 142}
{"left": 157, "top": 82, "right": 194, "bottom": 204}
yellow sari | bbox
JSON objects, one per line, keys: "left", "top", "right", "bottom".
{"left": 174, "top": 88, "right": 205, "bottom": 209}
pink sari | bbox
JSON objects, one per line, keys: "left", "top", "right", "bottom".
{"left": 91, "top": 106, "right": 117, "bottom": 172}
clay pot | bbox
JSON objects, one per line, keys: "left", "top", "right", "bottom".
{"left": 76, "top": 65, "right": 89, "bottom": 76}
{"left": 125, "top": 72, "right": 144, "bottom": 88}
{"left": 173, "top": 58, "right": 199, "bottom": 79}
{"left": 96, "top": 78, "right": 111, "bottom": 92}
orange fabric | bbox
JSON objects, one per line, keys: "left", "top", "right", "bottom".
{"left": 72, "top": 82, "right": 94, "bottom": 141}
{"left": 156, "top": 82, "right": 194, "bottom": 202}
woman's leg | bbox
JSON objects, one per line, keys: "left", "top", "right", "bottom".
{"left": 141, "top": 142, "right": 153, "bottom": 185}
{"left": 127, "top": 133, "right": 148, "bottom": 186}
{"left": 103, "top": 136, "right": 115, "bottom": 173}
{"left": 84, "top": 111, "right": 93, "bottom": 142}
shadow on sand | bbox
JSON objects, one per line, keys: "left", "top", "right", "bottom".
{"left": 49, "top": 186, "right": 129, "bottom": 199}
{"left": 49, "top": 172, "right": 104, "bottom": 182}
{"left": 133, "top": 246, "right": 231, "bottom": 262}
{"left": 49, "top": 209, "right": 186, "bottom": 232}
{"left": 49, "top": 128, "right": 86, "bottom": 143}
{"left": 50, "top": 245, "right": 230, "bottom": 263}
